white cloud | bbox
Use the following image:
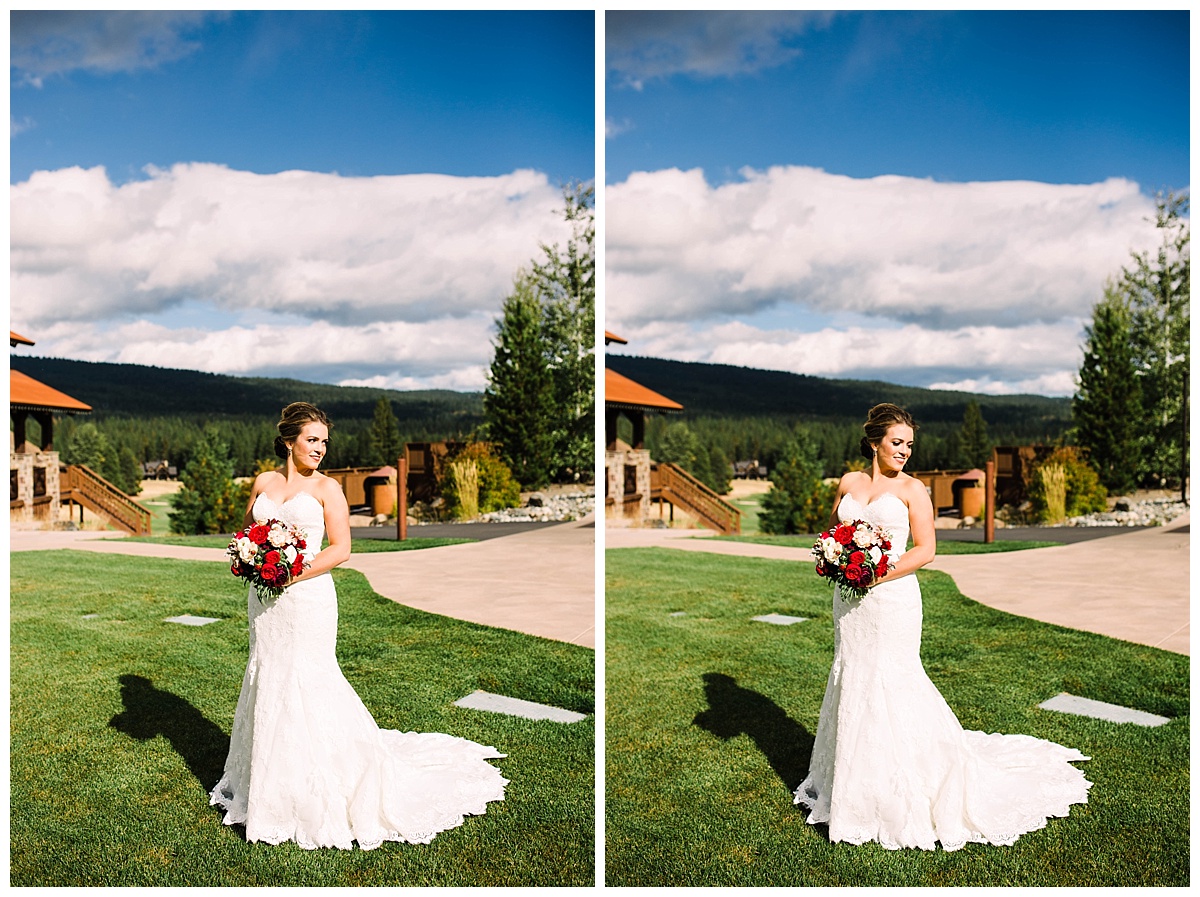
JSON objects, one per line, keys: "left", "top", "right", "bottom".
{"left": 606, "top": 117, "right": 634, "bottom": 139}
{"left": 606, "top": 11, "right": 834, "bottom": 88}
{"left": 11, "top": 163, "right": 573, "bottom": 389}
{"left": 11, "top": 163, "right": 570, "bottom": 330}
{"left": 607, "top": 166, "right": 1162, "bottom": 330}
{"left": 611, "top": 319, "right": 1086, "bottom": 396}
{"left": 606, "top": 165, "right": 1170, "bottom": 395}
{"left": 10, "top": 11, "right": 221, "bottom": 85}
{"left": 22, "top": 314, "right": 500, "bottom": 392}
{"left": 11, "top": 116, "right": 36, "bottom": 137}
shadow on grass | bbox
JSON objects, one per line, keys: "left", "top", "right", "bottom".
{"left": 109, "top": 674, "right": 231, "bottom": 793}
{"left": 693, "top": 672, "right": 815, "bottom": 793}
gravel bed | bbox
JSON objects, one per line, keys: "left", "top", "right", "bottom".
{"left": 479, "top": 490, "right": 595, "bottom": 523}
{"left": 1065, "top": 497, "right": 1188, "bottom": 527}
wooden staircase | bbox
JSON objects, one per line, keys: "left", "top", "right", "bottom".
{"left": 60, "top": 464, "right": 153, "bottom": 535}
{"left": 653, "top": 461, "right": 742, "bottom": 535}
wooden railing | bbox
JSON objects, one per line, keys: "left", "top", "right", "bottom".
{"left": 654, "top": 462, "right": 742, "bottom": 535}
{"left": 60, "top": 465, "right": 153, "bottom": 535}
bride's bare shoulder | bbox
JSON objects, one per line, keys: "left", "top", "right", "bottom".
{"left": 839, "top": 470, "right": 870, "bottom": 492}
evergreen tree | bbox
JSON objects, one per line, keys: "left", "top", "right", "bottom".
{"left": 368, "top": 397, "right": 403, "bottom": 467}
{"left": 707, "top": 443, "right": 733, "bottom": 495}
{"left": 1123, "top": 191, "right": 1189, "bottom": 494}
{"left": 484, "top": 272, "right": 556, "bottom": 488}
{"left": 169, "top": 428, "right": 245, "bottom": 534}
{"left": 759, "top": 429, "right": 836, "bottom": 535}
{"left": 959, "top": 401, "right": 991, "bottom": 469}
{"left": 533, "top": 182, "right": 595, "bottom": 481}
{"left": 1073, "top": 284, "right": 1141, "bottom": 494}
{"left": 658, "top": 421, "right": 699, "bottom": 470}
{"left": 64, "top": 422, "right": 110, "bottom": 473}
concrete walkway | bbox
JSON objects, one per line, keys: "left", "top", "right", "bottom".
{"left": 605, "top": 516, "right": 1190, "bottom": 656}
{"left": 11, "top": 516, "right": 596, "bottom": 649}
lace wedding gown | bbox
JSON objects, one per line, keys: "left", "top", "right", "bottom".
{"left": 210, "top": 492, "right": 507, "bottom": 849}
{"left": 794, "top": 492, "right": 1091, "bottom": 851}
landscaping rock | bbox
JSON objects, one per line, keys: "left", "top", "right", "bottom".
{"left": 1065, "top": 497, "right": 1187, "bottom": 528}
{"left": 526, "top": 491, "right": 546, "bottom": 507}
{"left": 479, "top": 489, "right": 595, "bottom": 523}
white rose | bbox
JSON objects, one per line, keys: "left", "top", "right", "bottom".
{"left": 283, "top": 545, "right": 298, "bottom": 564}
{"left": 822, "top": 539, "right": 841, "bottom": 563}
{"left": 268, "top": 525, "right": 290, "bottom": 547}
{"left": 868, "top": 546, "right": 883, "bottom": 564}
{"left": 853, "top": 528, "right": 874, "bottom": 548}
{"left": 236, "top": 537, "right": 257, "bottom": 562}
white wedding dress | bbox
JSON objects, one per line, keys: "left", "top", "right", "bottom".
{"left": 794, "top": 492, "right": 1091, "bottom": 851}
{"left": 210, "top": 492, "right": 507, "bottom": 849}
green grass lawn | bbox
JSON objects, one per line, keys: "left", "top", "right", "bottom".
{"left": 716, "top": 533, "right": 1059, "bottom": 555}
{"left": 605, "top": 548, "right": 1188, "bottom": 887}
{"left": 11, "top": 550, "right": 594, "bottom": 886}
{"left": 119, "top": 533, "right": 474, "bottom": 552}
{"left": 728, "top": 488, "right": 768, "bottom": 533}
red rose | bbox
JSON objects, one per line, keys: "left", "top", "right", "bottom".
{"left": 844, "top": 563, "right": 864, "bottom": 584}
{"left": 881, "top": 539, "right": 892, "bottom": 551}
{"left": 260, "top": 563, "right": 279, "bottom": 582}
{"left": 249, "top": 524, "right": 270, "bottom": 545}
{"left": 849, "top": 550, "right": 865, "bottom": 566}
{"left": 878, "top": 557, "right": 889, "bottom": 577}
{"left": 264, "top": 550, "right": 281, "bottom": 566}
{"left": 291, "top": 559, "right": 304, "bottom": 576}
{"left": 230, "top": 563, "right": 240, "bottom": 576}
{"left": 295, "top": 538, "right": 307, "bottom": 550}
{"left": 834, "top": 524, "right": 855, "bottom": 545}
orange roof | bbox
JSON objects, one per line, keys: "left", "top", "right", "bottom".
{"left": 10, "top": 369, "right": 92, "bottom": 413}
{"left": 605, "top": 367, "right": 683, "bottom": 411}
{"left": 604, "top": 330, "right": 627, "bottom": 344}
{"left": 10, "top": 330, "right": 34, "bottom": 347}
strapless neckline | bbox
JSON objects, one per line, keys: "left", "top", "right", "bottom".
{"left": 839, "top": 492, "right": 906, "bottom": 513}
{"left": 255, "top": 491, "right": 322, "bottom": 512}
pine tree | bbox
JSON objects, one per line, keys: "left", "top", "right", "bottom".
{"left": 1123, "top": 191, "right": 1189, "bottom": 495}
{"left": 959, "top": 401, "right": 991, "bottom": 469}
{"left": 533, "top": 182, "right": 595, "bottom": 481}
{"left": 169, "top": 428, "right": 245, "bottom": 534}
{"left": 368, "top": 397, "right": 402, "bottom": 467}
{"left": 483, "top": 272, "right": 556, "bottom": 488}
{"left": 1073, "top": 284, "right": 1141, "bottom": 495}
{"left": 759, "top": 429, "right": 836, "bottom": 534}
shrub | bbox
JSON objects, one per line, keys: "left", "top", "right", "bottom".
{"left": 437, "top": 442, "right": 521, "bottom": 518}
{"left": 1028, "top": 446, "right": 1107, "bottom": 522}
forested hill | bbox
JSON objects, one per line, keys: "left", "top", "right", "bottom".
{"left": 11, "top": 356, "right": 483, "bottom": 423}
{"left": 604, "top": 355, "right": 1071, "bottom": 431}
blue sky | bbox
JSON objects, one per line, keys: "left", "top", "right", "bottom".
{"left": 604, "top": 10, "right": 1189, "bottom": 396}
{"left": 11, "top": 10, "right": 594, "bottom": 390}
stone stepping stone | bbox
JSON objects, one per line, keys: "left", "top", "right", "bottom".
{"left": 669, "top": 611, "right": 687, "bottom": 617}
{"left": 1038, "top": 692, "right": 1169, "bottom": 727}
{"left": 81, "top": 614, "right": 99, "bottom": 619}
{"left": 165, "top": 615, "right": 222, "bottom": 627}
{"left": 753, "top": 613, "right": 809, "bottom": 626}
{"left": 454, "top": 689, "right": 586, "bottom": 723}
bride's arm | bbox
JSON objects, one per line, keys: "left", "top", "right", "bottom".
{"left": 872, "top": 480, "right": 936, "bottom": 585}
{"left": 290, "top": 479, "right": 352, "bottom": 583}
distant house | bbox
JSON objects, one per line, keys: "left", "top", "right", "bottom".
{"left": 142, "top": 460, "right": 179, "bottom": 480}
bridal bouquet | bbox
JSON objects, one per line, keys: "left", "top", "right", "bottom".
{"left": 812, "top": 519, "right": 892, "bottom": 601}
{"left": 227, "top": 518, "right": 308, "bottom": 603}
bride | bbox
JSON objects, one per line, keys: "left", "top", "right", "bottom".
{"left": 210, "top": 402, "right": 507, "bottom": 849}
{"left": 795, "top": 403, "right": 1091, "bottom": 851}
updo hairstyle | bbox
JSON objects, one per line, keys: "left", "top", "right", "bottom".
{"left": 859, "top": 403, "right": 917, "bottom": 461}
{"left": 274, "top": 402, "right": 332, "bottom": 460}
